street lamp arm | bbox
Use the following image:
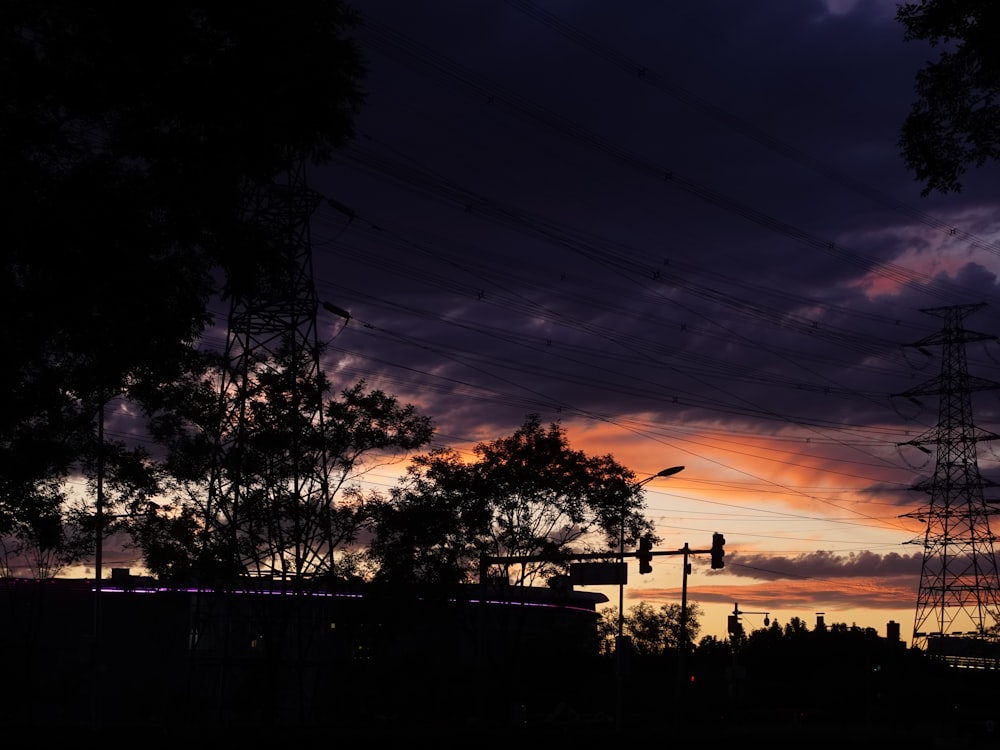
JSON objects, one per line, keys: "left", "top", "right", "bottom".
{"left": 634, "top": 465, "right": 685, "bottom": 488}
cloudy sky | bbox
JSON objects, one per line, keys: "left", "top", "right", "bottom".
{"left": 262, "top": 0, "right": 1000, "bottom": 640}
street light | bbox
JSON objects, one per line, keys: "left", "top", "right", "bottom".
{"left": 615, "top": 465, "right": 684, "bottom": 731}
{"left": 618, "top": 466, "right": 685, "bottom": 639}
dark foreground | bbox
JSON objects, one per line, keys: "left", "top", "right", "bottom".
{"left": 38, "top": 715, "right": 1000, "bottom": 749}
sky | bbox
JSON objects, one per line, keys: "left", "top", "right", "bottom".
{"left": 211, "top": 0, "right": 1000, "bottom": 643}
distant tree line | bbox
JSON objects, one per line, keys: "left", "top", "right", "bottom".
{"left": 611, "top": 609, "right": 973, "bottom": 732}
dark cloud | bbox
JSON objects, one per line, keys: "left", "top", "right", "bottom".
{"left": 726, "top": 549, "right": 922, "bottom": 580}
{"left": 297, "top": 0, "right": 1000, "bottom": 636}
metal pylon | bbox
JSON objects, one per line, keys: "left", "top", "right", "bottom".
{"left": 189, "top": 157, "right": 336, "bottom": 726}
{"left": 207, "top": 156, "right": 333, "bottom": 589}
{"left": 896, "top": 303, "right": 1000, "bottom": 650}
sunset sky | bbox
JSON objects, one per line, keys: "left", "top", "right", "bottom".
{"left": 189, "top": 0, "right": 1000, "bottom": 642}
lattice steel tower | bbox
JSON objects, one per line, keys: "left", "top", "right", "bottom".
{"left": 897, "top": 303, "right": 1000, "bottom": 650}
{"left": 193, "top": 157, "right": 347, "bottom": 726}
{"left": 207, "top": 156, "right": 338, "bottom": 589}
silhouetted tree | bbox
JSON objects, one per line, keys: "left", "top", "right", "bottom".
{"left": 604, "top": 601, "right": 702, "bottom": 656}
{"left": 128, "top": 353, "right": 433, "bottom": 586}
{"left": 897, "top": 0, "right": 1000, "bottom": 194}
{"left": 702, "top": 614, "right": 937, "bottom": 725}
{"left": 784, "top": 615, "right": 811, "bottom": 635}
{"left": 0, "top": 479, "right": 87, "bottom": 578}
{"left": 0, "top": 390, "right": 163, "bottom": 577}
{"left": 369, "top": 414, "right": 659, "bottom": 586}
{"left": 694, "top": 633, "right": 730, "bottom": 658}
{"left": 2, "top": 2, "right": 365, "bottom": 559}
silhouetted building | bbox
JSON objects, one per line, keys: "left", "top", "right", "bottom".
{"left": 887, "top": 620, "right": 900, "bottom": 642}
{"left": 0, "top": 575, "right": 607, "bottom": 729}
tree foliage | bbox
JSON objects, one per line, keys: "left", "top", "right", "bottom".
{"left": 599, "top": 602, "right": 702, "bottom": 656}
{"left": 0, "top": 479, "right": 88, "bottom": 578}
{"left": 897, "top": 0, "right": 1000, "bottom": 195}
{"left": 129, "top": 353, "right": 433, "bottom": 587}
{"left": 2, "top": 8, "right": 363, "bottom": 502}
{"left": 2, "top": 2, "right": 365, "bottom": 574}
{"left": 369, "top": 415, "right": 658, "bottom": 586}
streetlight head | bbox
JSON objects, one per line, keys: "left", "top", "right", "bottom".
{"left": 634, "top": 465, "right": 685, "bottom": 488}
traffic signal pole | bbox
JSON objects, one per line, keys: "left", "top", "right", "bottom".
{"left": 675, "top": 535, "right": 725, "bottom": 699}
{"left": 478, "top": 532, "right": 726, "bottom": 729}
{"left": 677, "top": 543, "right": 691, "bottom": 700}
{"left": 478, "top": 537, "right": 724, "bottom": 579}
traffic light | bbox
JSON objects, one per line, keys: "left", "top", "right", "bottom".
{"left": 637, "top": 535, "right": 653, "bottom": 574}
{"left": 710, "top": 532, "right": 725, "bottom": 569}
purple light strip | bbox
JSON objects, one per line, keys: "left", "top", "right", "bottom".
{"left": 85, "top": 584, "right": 596, "bottom": 612}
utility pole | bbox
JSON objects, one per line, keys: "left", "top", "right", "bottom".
{"left": 676, "top": 543, "right": 691, "bottom": 701}
{"left": 615, "top": 466, "right": 683, "bottom": 731}
{"left": 676, "top": 534, "right": 725, "bottom": 700}
{"left": 92, "top": 399, "right": 105, "bottom": 729}
{"left": 895, "top": 304, "right": 1000, "bottom": 651}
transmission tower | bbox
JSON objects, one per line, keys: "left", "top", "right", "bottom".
{"left": 897, "top": 303, "right": 1000, "bottom": 650}
{"left": 192, "top": 157, "right": 346, "bottom": 725}
{"left": 207, "top": 156, "right": 337, "bottom": 588}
